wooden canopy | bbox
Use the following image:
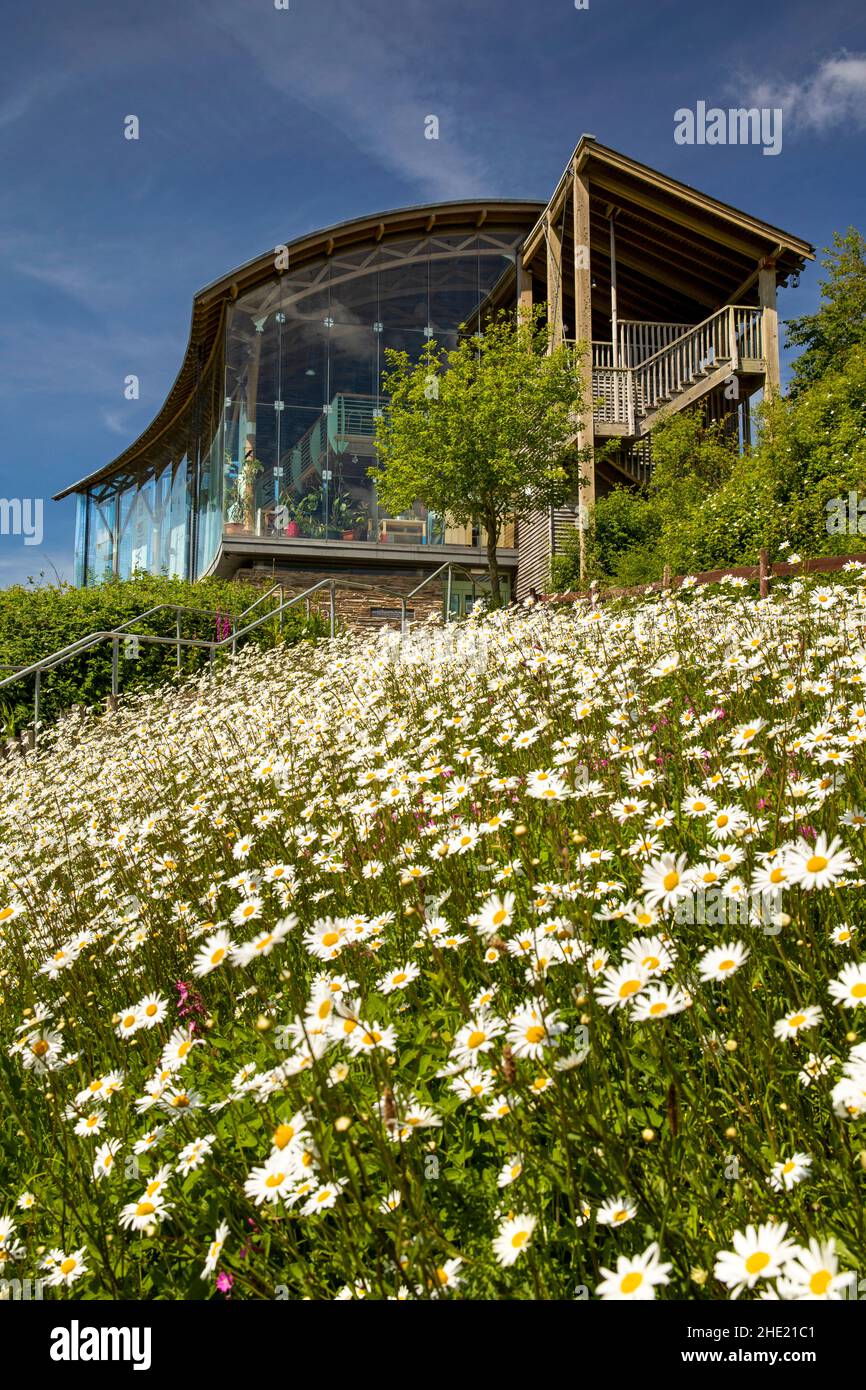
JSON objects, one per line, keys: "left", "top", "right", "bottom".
{"left": 508, "top": 135, "right": 814, "bottom": 334}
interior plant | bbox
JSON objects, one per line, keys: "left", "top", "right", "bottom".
{"left": 329, "top": 489, "right": 365, "bottom": 538}
{"left": 225, "top": 453, "right": 264, "bottom": 530}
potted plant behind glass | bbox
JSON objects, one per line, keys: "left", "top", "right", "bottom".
{"left": 241, "top": 455, "right": 263, "bottom": 532}
{"left": 331, "top": 489, "right": 364, "bottom": 540}
{"left": 273, "top": 490, "right": 305, "bottom": 537}
{"left": 224, "top": 452, "right": 246, "bottom": 535}
{"left": 224, "top": 452, "right": 264, "bottom": 535}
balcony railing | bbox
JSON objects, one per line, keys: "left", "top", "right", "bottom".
{"left": 592, "top": 367, "right": 634, "bottom": 431}
{"left": 579, "top": 307, "right": 766, "bottom": 431}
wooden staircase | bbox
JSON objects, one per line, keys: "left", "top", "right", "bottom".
{"left": 589, "top": 305, "right": 765, "bottom": 440}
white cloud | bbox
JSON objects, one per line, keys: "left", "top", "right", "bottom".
{"left": 200, "top": 0, "right": 493, "bottom": 200}
{"left": 100, "top": 408, "right": 133, "bottom": 436}
{"left": 746, "top": 52, "right": 866, "bottom": 134}
{"left": 0, "top": 75, "right": 72, "bottom": 134}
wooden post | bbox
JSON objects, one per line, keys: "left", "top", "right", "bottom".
{"left": 759, "top": 548, "right": 770, "bottom": 598}
{"left": 609, "top": 213, "right": 618, "bottom": 367}
{"left": 728, "top": 305, "right": 739, "bottom": 371}
{"left": 572, "top": 163, "right": 595, "bottom": 579}
{"left": 545, "top": 215, "right": 563, "bottom": 347}
{"left": 517, "top": 254, "right": 533, "bottom": 323}
{"left": 758, "top": 261, "right": 780, "bottom": 397}
{"left": 662, "top": 563, "right": 672, "bottom": 590}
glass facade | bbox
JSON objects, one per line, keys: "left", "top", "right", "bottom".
{"left": 76, "top": 225, "right": 524, "bottom": 583}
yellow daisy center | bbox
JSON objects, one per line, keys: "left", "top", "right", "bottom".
{"left": 618, "top": 979, "right": 642, "bottom": 998}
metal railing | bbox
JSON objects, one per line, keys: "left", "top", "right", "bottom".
{"left": 0, "top": 579, "right": 353, "bottom": 751}
{"left": 399, "top": 561, "right": 497, "bottom": 634}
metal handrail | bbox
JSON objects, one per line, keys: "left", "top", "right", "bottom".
{"left": 224, "top": 576, "right": 377, "bottom": 650}
{"left": 89, "top": 584, "right": 285, "bottom": 640}
{"left": 0, "top": 596, "right": 286, "bottom": 693}
{"left": 234, "top": 583, "right": 285, "bottom": 628}
{"left": 400, "top": 560, "right": 496, "bottom": 632}
{"left": 0, "top": 577, "right": 370, "bottom": 750}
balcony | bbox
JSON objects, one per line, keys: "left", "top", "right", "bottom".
{"left": 576, "top": 306, "right": 766, "bottom": 437}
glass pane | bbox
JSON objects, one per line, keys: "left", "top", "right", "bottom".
{"left": 86, "top": 486, "right": 117, "bottom": 583}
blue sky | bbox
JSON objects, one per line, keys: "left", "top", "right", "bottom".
{"left": 0, "top": 0, "right": 864, "bottom": 586}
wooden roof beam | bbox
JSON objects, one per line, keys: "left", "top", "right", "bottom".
{"left": 589, "top": 172, "right": 772, "bottom": 260}
{"left": 586, "top": 212, "right": 733, "bottom": 286}
{"left": 594, "top": 237, "right": 719, "bottom": 308}
{"left": 602, "top": 211, "right": 748, "bottom": 279}
{"left": 584, "top": 140, "right": 813, "bottom": 258}
{"left": 577, "top": 267, "right": 690, "bottom": 321}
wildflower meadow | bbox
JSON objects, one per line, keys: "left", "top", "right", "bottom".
{"left": 2, "top": 570, "right": 866, "bottom": 1302}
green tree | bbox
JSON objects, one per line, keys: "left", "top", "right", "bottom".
{"left": 371, "top": 307, "right": 586, "bottom": 605}
{"left": 785, "top": 227, "right": 866, "bottom": 395}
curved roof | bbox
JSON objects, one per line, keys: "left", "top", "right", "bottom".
{"left": 55, "top": 198, "right": 544, "bottom": 500}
